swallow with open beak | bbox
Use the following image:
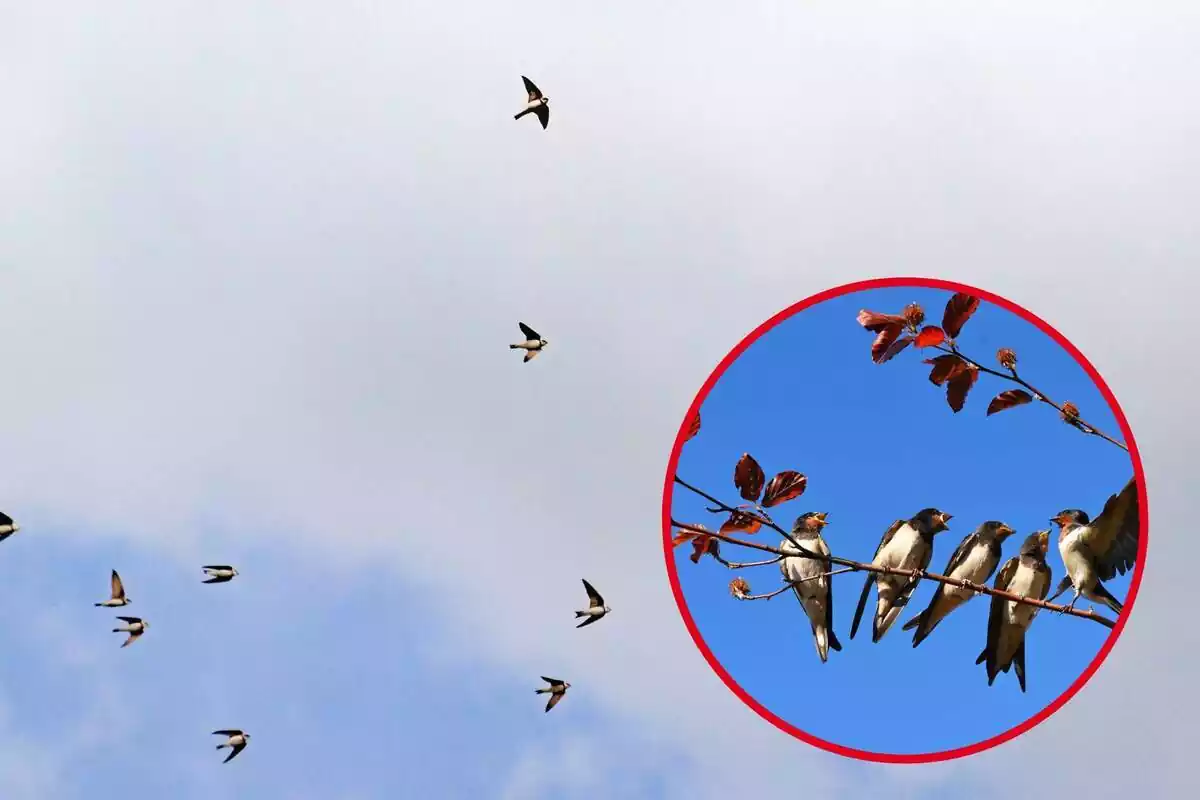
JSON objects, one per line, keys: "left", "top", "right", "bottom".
{"left": 851, "top": 508, "right": 953, "bottom": 643}
{"left": 779, "top": 512, "right": 842, "bottom": 662}
{"left": 202, "top": 565, "right": 239, "bottom": 584}
{"left": 1047, "top": 477, "right": 1139, "bottom": 615}
{"left": 510, "top": 322, "right": 548, "bottom": 363}
{"left": 514, "top": 76, "right": 550, "bottom": 129}
{"left": 95, "top": 570, "right": 131, "bottom": 607}
{"left": 535, "top": 676, "right": 570, "bottom": 713}
{"left": 0, "top": 512, "right": 20, "bottom": 543}
{"left": 976, "top": 530, "right": 1052, "bottom": 692}
{"left": 213, "top": 730, "right": 250, "bottom": 763}
{"left": 903, "top": 521, "right": 1017, "bottom": 648}
{"left": 113, "top": 616, "right": 148, "bottom": 648}
{"left": 575, "top": 579, "right": 611, "bottom": 628}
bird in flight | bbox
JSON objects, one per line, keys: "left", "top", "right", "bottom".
{"left": 514, "top": 76, "right": 550, "bottom": 129}
{"left": 534, "top": 676, "right": 571, "bottom": 712}
{"left": 213, "top": 729, "right": 251, "bottom": 763}
{"left": 575, "top": 579, "right": 611, "bottom": 628}
{"left": 510, "top": 322, "right": 548, "bottom": 363}
{"left": 779, "top": 512, "right": 841, "bottom": 663}
{"left": 0, "top": 511, "right": 20, "bottom": 544}
{"left": 202, "top": 565, "right": 239, "bottom": 584}
{"left": 1048, "top": 477, "right": 1138, "bottom": 615}
{"left": 903, "top": 520, "right": 1016, "bottom": 648}
{"left": 113, "top": 616, "right": 148, "bottom": 648}
{"left": 851, "top": 508, "right": 953, "bottom": 643}
{"left": 95, "top": 570, "right": 131, "bottom": 607}
{"left": 977, "top": 530, "right": 1053, "bottom": 692}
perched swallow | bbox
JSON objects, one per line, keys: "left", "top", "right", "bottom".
{"left": 976, "top": 530, "right": 1052, "bottom": 692}
{"left": 514, "top": 76, "right": 550, "bottom": 129}
{"left": 575, "top": 579, "right": 611, "bottom": 628}
{"left": 851, "top": 508, "right": 953, "bottom": 643}
{"left": 779, "top": 512, "right": 841, "bottom": 662}
{"left": 902, "top": 521, "right": 1016, "bottom": 648}
{"left": 509, "top": 322, "right": 548, "bottom": 362}
{"left": 202, "top": 565, "right": 239, "bottom": 584}
{"left": 1047, "top": 477, "right": 1138, "bottom": 615}
{"left": 95, "top": 570, "right": 131, "bottom": 607}
{"left": 0, "top": 512, "right": 20, "bottom": 543}
{"left": 534, "top": 676, "right": 570, "bottom": 713}
{"left": 213, "top": 729, "right": 251, "bottom": 763}
{"left": 113, "top": 616, "right": 148, "bottom": 648}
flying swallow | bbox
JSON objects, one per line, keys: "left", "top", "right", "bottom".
{"left": 514, "top": 76, "right": 550, "bottom": 129}
{"left": 534, "top": 676, "right": 571, "bottom": 713}
{"left": 851, "top": 508, "right": 953, "bottom": 643}
{"left": 976, "top": 530, "right": 1052, "bottom": 692}
{"left": 575, "top": 579, "right": 611, "bottom": 628}
{"left": 213, "top": 729, "right": 251, "bottom": 763}
{"left": 902, "top": 521, "right": 1016, "bottom": 648}
{"left": 113, "top": 616, "right": 148, "bottom": 648}
{"left": 202, "top": 565, "right": 239, "bottom": 584}
{"left": 0, "top": 512, "right": 20, "bottom": 543}
{"left": 779, "top": 512, "right": 841, "bottom": 662}
{"left": 95, "top": 570, "right": 131, "bottom": 607}
{"left": 509, "top": 322, "right": 548, "bottom": 362}
{"left": 1047, "top": 477, "right": 1138, "bottom": 615}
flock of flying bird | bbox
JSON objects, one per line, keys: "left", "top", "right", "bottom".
{"left": 775, "top": 475, "right": 1139, "bottom": 691}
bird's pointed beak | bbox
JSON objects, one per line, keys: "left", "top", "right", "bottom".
{"left": 939, "top": 512, "right": 952, "bottom": 527}
{"left": 1039, "top": 531, "right": 1049, "bottom": 552}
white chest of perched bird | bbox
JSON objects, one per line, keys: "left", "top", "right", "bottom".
{"left": 1058, "top": 527, "right": 1096, "bottom": 591}
{"left": 1004, "top": 562, "right": 1045, "bottom": 630}
{"left": 779, "top": 512, "right": 841, "bottom": 662}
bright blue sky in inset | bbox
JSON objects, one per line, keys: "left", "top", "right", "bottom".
{"left": 671, "top": 286, "right": 1138, "bottom": 756}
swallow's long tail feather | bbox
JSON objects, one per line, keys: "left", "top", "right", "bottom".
{"left": 534, "top": 689, "right": 548, "bottom": 694}
{"left": 1090, "top": 582, "right": 1123, "bottom": 614}
{"left": 574, "top": 611, "right": 585, "bottom": 618}
{"left": 975, "top": 648, "right": 987, "bottom": 665}
{"left": 94, "top": 602, "right": 104, "bottom": 607}
{"left": 216, "top": 744, "right": 227, "bottom": 750}
{"left": 1014, "top": 641, "right": 1028, "bottom": 693}
{"left": 901, "top": 611, "right": 924, "bottom": 633}
{"left": 509, "top": 344, "right": 520, "bottom": 349}
{"left": 112, "top": 628, "right": 121, "bottom": 633}
{"left": 514, "top": 108, "right": 532, "bottom": 121}
{"left": 850, "top": 574, "right": 872, "bottom": 640}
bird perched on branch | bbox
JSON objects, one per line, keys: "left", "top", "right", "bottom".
{"left": 213, "top": 730, "right": 250, "bottom": 763}
{"left": 1047, "top": 477, "right": 1139, "bottom": 615}
{"left": 903, "top": 521, "right": 1016, "bottom": 648}
{"left": 0, "top": 511, "right": 20, "bottom": 543}
{"left": 575, "top": 579, "right": 611, "bottom": 628}
{"left": 201, "top": 565, "right": 239, "bottom": 584}
{"left": 514, "top": 76, "right": 550, "bottom": 129}
{"left": 112, "top": 616, "right": 148, "bottom": 648}
{"left": 534, "top": 676, "right": 570, "bottom": 713}
{"left": 510, "top": 322, "right": 548, "bottom": 363}
{"left": 780, "top": 511, "right": 841, "bottom": 662}
{"left": 851, "top": 508, "right": 953, "bottom": 643}
{"left": 977, "top": 530, "right": 1052, "bottom": 692}
{"left": 95, "top": 570, "right": 131, "bottom": 607}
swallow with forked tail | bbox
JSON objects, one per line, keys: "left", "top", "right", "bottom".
{"left": 1047, "top": 477, "right": 1138, "bottom": 616}
{"left": 575, "top": 579, "right": 611, "bottom": 628}
{"left": 202, "top": 565, "right": 239, "bottom": 584}
{"left": 514, "top": 76, "right": 550, "bottom": 129}
{"left": 95, "top": 570, "right": 131, "bottom": 607}
{"left": 510, "top": 322, "right": 548, "bottom": 363}
{"left": 903, "top": 521, "right": 1016, "bottom": 648}
{"left": 976, "top": 530, "right": 1052, "bottom": 692}
{"left": 535, "top": 676, "right": 570, "bottom": 712}
{"left": 780, "top": 512, "right": 841, "bottom": 662}
{"left": 213, "top": 729, "right": 250, "bottom": 763}
{"left": 851, "top": 508, "right": 953, "bottom": 643}
{"left": 113, "top": 616, "right": 148, "bottom": 648}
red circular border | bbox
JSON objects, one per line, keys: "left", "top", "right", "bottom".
{"left": 659, "top": 276, "right": 1149, "bottom": 764}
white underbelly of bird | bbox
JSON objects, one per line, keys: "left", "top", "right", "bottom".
{"left": 874, "top": 526, "right": 922, "bottom": 620}
{"left": 1060, "top": 536, "right": 1096, "bottom": 593}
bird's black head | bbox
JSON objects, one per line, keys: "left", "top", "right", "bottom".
{"left": 979, "top": 520, "right": 1016, "bottom": 540}
{"left": 1051, "top": 509, "right": 1089, "bottom": 527}
{"left": 1019, "top": 530, "right": 1051, "bottom": 559}
{"left": 792, "top": 511, "right": 830, "bottom": 534}
{"left": 911, "top": 508, "right": 952, "bottom": 534}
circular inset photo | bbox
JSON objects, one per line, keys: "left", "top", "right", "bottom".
{"left": 662, "top": 277, "right": 1147, "bottom": 763}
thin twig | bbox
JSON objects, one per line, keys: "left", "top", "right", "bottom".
{"left": 734, "top": 568, "right": 859, "bottom": 601}
{"left": 715, "top": 554, "right": 782, "bottom": 569}
{"left": 935, "top": 342, "right": 1128, "bottom": 452}
{"left": 670, "top": 486, "right": 1117, "bottom": 630}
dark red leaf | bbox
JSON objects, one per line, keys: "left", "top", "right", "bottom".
{"left": 877, "top": 333, "right": 913, "bottom": 364}
{"left": 923, "top": 355, "right": 969, "bottom": 386}
{"left": 733, "top": 453, "right": 765, "bottom": 502}
{"left": 671, "top": 523, "right": 706, "bottom": 549}
{"left": 986, "top": 389, "right": 1034, "bottom": 416}
{"left": 762, "top": 471, "right": 808, "bottom": 508}
{"left": 945, "top": 367, "right": 979, "bottom": 413}
{"left": 690, "top": 535, "right": 720, "bottom": 564}
{"left": 870, "top": 324, "right": 904, "bottom": 363}
{"left": 719, "top": 510, "right": 763, "bottom": 536}
{"left": 857, "top": 309, "right": 908, "bottom": 333}
{"left": 915, "top": 326, "right": 946, "bottom": 348}
{"left": 942, "top": 294, "right": 981, "bottom": 339}
{"left": 684, "top": 410, "right": 701, "bottom": 443}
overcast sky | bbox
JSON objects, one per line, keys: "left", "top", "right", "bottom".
{"left": 1, "top": 2, "right": 1196, "bottom": 798}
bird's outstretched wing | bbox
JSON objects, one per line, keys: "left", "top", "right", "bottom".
{"left": 111, "top": 570, "right": 125, "bottom": 599}
{"left": 203, "top": 565, "right": 233, "bottom": 571}
{"left": 224, "top": 742, "right": 246, "bottom": 763}
{"left": 540, "top": 676, "right": 564, "bottom": 688}
{"left": 534, "top": 104, "right": 549, "bottom": 129}
{"left": 581, "top": 579, "right": 604, "bottom": 608}
{"left": 213, "top": 729, "right": 243, "bottom": 736}
{"left": 544, "top": 691, "right": 564, "bottom": 712}
{"left": 521, "top": 76, "right": 543, "bottom": 102}
{"left": 1082, "top": 478, "right": 1139, "bottom": 581}
{"left": 0, "top": 512, "right": 14, "bottom": 526}
{"left": 116, "top": 616, "right": 141, "bottom": 623}
{"left": 518, "top": 322, "right": 540, "bottom": 340}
